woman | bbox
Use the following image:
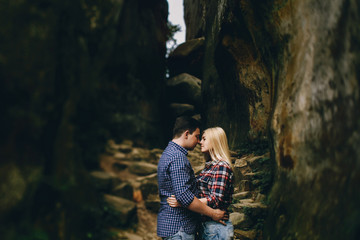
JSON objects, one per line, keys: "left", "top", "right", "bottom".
{"left": 167, "top": 127, "right": 234, "bottom": 240}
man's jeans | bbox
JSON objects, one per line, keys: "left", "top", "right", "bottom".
{"left": 163, "top": 227, "right": 195, "bottom": 240}
{"left": 200, "top": 220, "right": 234, "bottom": 240}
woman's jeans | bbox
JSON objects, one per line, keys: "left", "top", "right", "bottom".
{"left": 200, "top": 220, "right": 234, "bottom": 240}
{"left": 163, "top": 227, "right": 195, "bottom": 240}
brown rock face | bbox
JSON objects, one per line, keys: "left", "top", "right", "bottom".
{"left": 184, "top": 0, "right": 360, "bottom": 239}
{"left": 268, "top": 0, "right": 360, "bottom": 239}
{"left": 0, "top": 0, "right": 168, "bottom": 239}
{"left": 184, "top": 0, "right": 272, "bottom": 149}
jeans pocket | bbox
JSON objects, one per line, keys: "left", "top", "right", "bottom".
{"left": 201, "top": 222, "right": 219, "bottom": 240}
{"left": 227, "top": 223, "right": 234, "bottom": 240}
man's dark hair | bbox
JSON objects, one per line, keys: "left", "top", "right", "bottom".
{"left": 172, "top": 116, "right": 201, "bottom": 138}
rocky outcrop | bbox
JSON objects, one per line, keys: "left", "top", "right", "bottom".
{"left": 104, "top": 194, "right": 137, "bottom": 227}
{"left": 166, "top": 39, "right": 205, "bottom": 121}
{"left": 0, "top": 0, "right": 168, "bottom": 239}
{"left": 184, "top": 0, "right": 360, "bottom": 239}
{"left": 166, "top": 73, "right": 202, "bottom": 110}
{"left": 184, "top": 0, "right": 206, "bottom": 40}
{"left": 265, "top": 1, "right": 360, "bottom": 239}
{"left": 183, "top": 0, "right": 272, "bottom": 149}
{"left": 167, "top": 37, "right": 205, "bottom": 79}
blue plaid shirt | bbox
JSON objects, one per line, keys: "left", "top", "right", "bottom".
{"left": 157, "top": 141, "right": 200, "bottom": 237}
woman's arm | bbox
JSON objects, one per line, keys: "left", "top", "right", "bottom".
{"left": 205, "top": 164, "right": 233, "bottom": 209}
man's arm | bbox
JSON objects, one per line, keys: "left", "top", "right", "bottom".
{"left": 187, "top": 196, "right": 227, "bottom": 223}
{"left": 167, "top": 195, "right": 227, "bottom": 224}
{"left": 168, "top": 156, "right": 228, "bottom": 224}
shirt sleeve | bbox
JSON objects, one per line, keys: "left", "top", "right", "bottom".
{"left": 206, "top": 164, "right": 232, "bottom": 208}
{"left": 169, "top": 155, "right": 195, "bottom": 207}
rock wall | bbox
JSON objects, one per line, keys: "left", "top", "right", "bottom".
{"left": 184, "top": 0, "right": 360, "bottom": 239}
{"left": 0, "top": 0, "right": 168, "bottom": 239}
{"left": 266, "top": 0, "right": 360, "bottom": 239}
{"left": 184, "top": 0, "right": 272, "bottom": 149}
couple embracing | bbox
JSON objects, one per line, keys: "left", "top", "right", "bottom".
{"left": 157, "top": 116, "right": 234, "bottom": 240}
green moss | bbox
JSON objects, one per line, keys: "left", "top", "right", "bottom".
{"left": 236, "top": 138, "right": 270, "bottom": 156}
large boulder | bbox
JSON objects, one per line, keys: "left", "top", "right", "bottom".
{"left": 0, "top": 0, "right": 168, "bottom": 238}
{"left": 168, "top": 103, "right": 196, "bottom": 118}
{"left": 184, "top": 0, "right": 360, "bottom": 239}
{"left": 113, "top": 182, "right": 134, "bottom": 201}
{"left": 128, "top": 162, "right": 158, "bottom": 176}
{"left": 166, "top": 73, "right": 202, "bottom": 109}
{"left": 167, "top": 37, "right": 205, "bottom": 79}
{"left": 104, "top": 194, "right": 137, "bottom": 227}
{"left": 89, "top": 171, "right": 121, "bottom": 193}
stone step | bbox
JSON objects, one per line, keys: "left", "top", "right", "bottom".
{"left": 246, "top": 153, "right": 270, "bottom": 170}
{"left": 243, "top": 172, "right": 256, "bottom": 180}
{"left": 231, "top": 201, "right": 268, "bottom": 225}
{"left": 232, "top": 198, "right": 267, "bottom": 208}
{"left": 233, "top": 191, "right": 252, "bottom": 201}
{"left": 234, "top": 229, "right": 258, "bottom": 240}
{"left": 238, "top": 180, "right": 254, "bottom": 191}
{"left": 113, "top": 182, "right": 134, "bottom": 200}
{"left": 144, "top": 194, "right": 160, "bottom": 213}
{"left": 104, "top": 194, "right": 137, "bottom": 227}
{"left": 128, "top": 161, "right": 158, "bottom": 176}
{"left": 89, "top": 171, "right": 122, "bottom": 192}
{"left": 232, "top": 199, "right": 267, "bottom": 219}
{"left": 230, "top": 212, "right": 253, "bottom": 229}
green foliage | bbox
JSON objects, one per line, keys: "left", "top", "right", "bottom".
{"left": 166, "top": 21, "right": 181, "bottom": 54}
{"left": 17, "top": 229, "right": 49, "bottom": 240}
{"left": 78, "top": 197, "right": 130, "bottom": 240}
{"left": 258, "top": 171, "right": 273, "bottom": 193}
{"left": 242, "top": 206, "right": 252, "bottom": 216}
{"left": 254, "top": 218, "right": 265, "bottom": 230}
{"left": 228, "top": 204, "right": 234, "bottom": 213}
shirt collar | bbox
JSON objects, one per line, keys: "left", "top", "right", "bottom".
{"left": 205, "top": 159, "right": 220, "bottom": 167}
{"left": 169, "top": 141, "right": 188, "bottom": 156}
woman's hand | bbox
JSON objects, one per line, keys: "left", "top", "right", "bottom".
{"left": 167, "top": 195, "right": 182, "bottom": 207}
{"left": 199, "top": 197, "right": 208, "bottom": 205}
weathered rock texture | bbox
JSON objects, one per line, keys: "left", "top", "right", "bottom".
{"left": 267, "top": 1, "right": 360, "bottom": 239}
{"left": 0, "top": 0, "right": 168, "bottom": 239}
{"left": 184, "top": 0, "right": 360, "bottom": 239}
{"left": 185, "top": 0, "right": 272, "bottom": 149}
{"left": 167, "top": 37, "right": 205, "bottom": 79}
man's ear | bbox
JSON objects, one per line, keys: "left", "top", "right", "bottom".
{"left": 184, "top": 130, "right": 189, "bottom": 139}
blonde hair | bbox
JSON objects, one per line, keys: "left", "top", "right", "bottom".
{"left": 203, "top": 127, "right": 232, "bottom": 167}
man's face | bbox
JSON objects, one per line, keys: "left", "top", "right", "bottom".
{"left": 186, "top": 128, "right": 200, "bottom": 150}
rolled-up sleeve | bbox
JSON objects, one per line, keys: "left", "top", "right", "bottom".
{"left": 169, "top": 156, "right": 195, "bottom": 207}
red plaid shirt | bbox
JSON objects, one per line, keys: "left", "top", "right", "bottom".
{"left": 197, "top": 159, "right": 234, "bottom": 212}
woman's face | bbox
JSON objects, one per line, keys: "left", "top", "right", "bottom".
{"left": 200, "top": 132, "right": 211, "bottom": 154}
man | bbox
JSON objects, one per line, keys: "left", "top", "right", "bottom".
{"left": 157, "top": 116, "right": 227, "bottom": 239}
